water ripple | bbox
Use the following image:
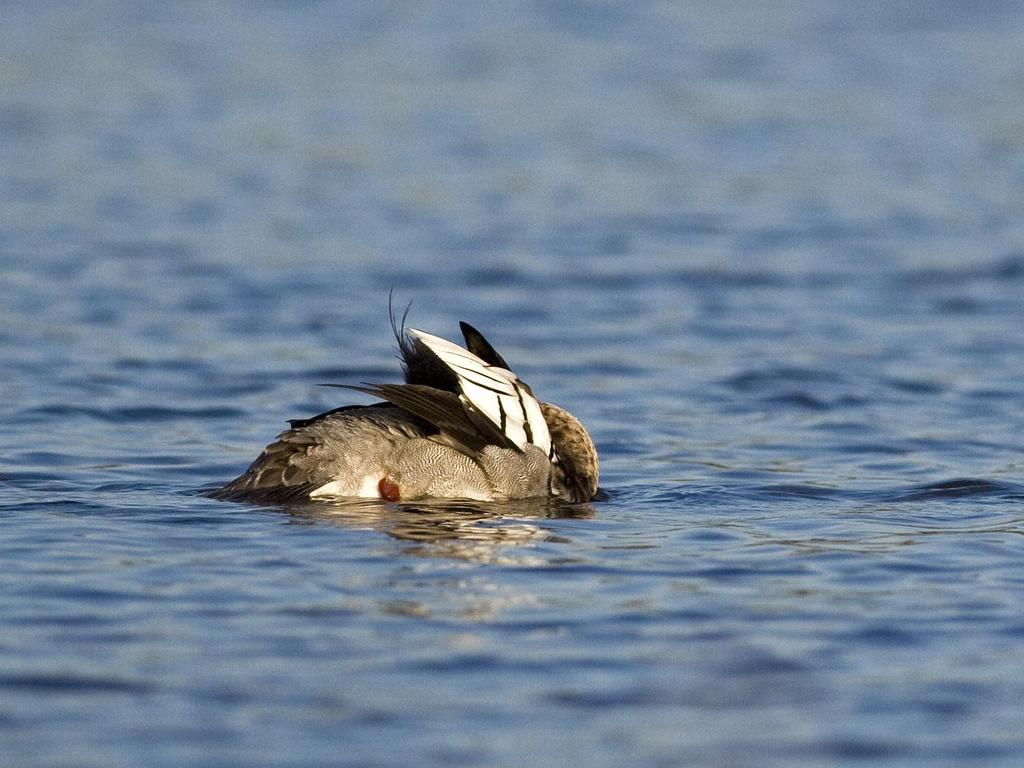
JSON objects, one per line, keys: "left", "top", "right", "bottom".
{"left": 0, "top": 673, "right": 155, "bottom": 695}
{"left": 887, "top": 478, "right": 1023, "bottom": 502}
{"left": 19, "top": 405, "right": 247, "bottom": 422}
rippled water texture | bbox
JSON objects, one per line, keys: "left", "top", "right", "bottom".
{"left": 3, "top": 2, "right": 1024, "bottom": 766}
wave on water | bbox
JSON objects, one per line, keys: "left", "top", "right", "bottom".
{"left": 884, "top": 478, "right": 1024, "bottom": 502}
{"left": 18, "top": 405, "right": 247, "bottom": 423}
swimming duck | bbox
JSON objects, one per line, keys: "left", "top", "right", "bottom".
{"left": 215, "top": 320, "right": 599, "bottom": 504}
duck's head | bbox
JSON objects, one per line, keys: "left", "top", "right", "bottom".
{"left": 541, "top": 402, "right": 600, "bottom": 503}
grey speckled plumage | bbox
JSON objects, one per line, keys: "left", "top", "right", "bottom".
{"left": 214, "top": 319, "right": 599, "bottom": 504}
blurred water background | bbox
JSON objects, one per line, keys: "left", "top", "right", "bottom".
{"left": 3, "top": 2, "right": 1024, "bottom": 766}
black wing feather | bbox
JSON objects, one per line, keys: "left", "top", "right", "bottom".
{"left": 459, "top": 322, "right": 511, "bottom": 369}
{"left": 337, "top": 383, "right": 519, "bottom": 455}
{"left": 389, "top": 299, "right": 459, "bottom": 390}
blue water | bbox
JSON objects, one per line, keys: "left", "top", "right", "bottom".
{"left": 4, "top": 2, "right": 1024, "bottom": 766}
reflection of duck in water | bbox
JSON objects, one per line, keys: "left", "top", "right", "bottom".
{"left": 216, "top": 319, "right": 599, "bottom": 504}
{"left": 285, "top": 498, "right": 597, "bottom": 564}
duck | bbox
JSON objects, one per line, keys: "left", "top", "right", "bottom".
{"left": 215, "top": 317, "right": 599, "bottom": 504}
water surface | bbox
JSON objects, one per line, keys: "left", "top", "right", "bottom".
{"left": 3, "top": 2, "right": 1024, "bottom": 766}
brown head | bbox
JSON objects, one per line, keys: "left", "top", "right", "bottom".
{"left": 540, "top": 402, "right": 600, "bottom": 503}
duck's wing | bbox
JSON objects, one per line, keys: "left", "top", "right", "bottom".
{"left": 407, "top": 328, "right": 552, "bottom": 457}
{"left": 339, "top": 382, "right": 510, "bottom": 455}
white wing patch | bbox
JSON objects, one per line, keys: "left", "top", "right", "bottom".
{"left": 409, "top": 328, "right": 552, "bottom": 455}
